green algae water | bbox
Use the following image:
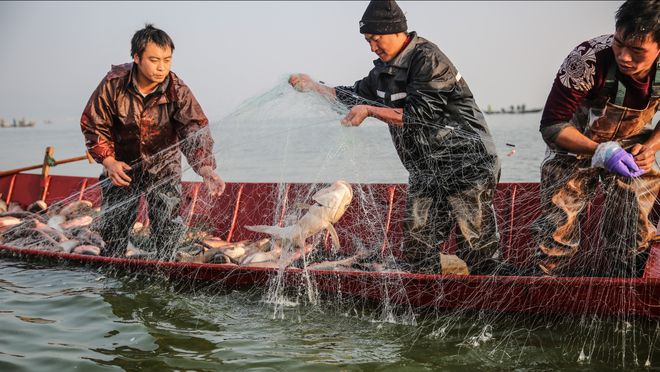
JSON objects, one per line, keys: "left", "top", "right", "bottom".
{"left": 1, "top": 259, "right": 659, "bottom": 371}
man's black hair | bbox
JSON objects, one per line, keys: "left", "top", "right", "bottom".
{"left": 131, "top": 24, "right": 175, "bottom": 58}
{"left": 615, "top": 0, "right": 660, "bottom": 44}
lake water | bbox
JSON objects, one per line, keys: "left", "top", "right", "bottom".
{"left": 1, "top": 85, "right": 657, "bottom": 371}
{"left": 0, "top": 83, "right": 546, "bottom": 184}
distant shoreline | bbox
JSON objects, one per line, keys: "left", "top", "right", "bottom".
{"left": 484, "top": 109, "right": 542, "bottom": 115}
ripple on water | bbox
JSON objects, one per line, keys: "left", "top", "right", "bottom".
{"left": 1, "top": 259, "right": 660, "bottom": 371}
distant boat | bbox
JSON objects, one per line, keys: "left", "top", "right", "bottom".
{"left": 484, "top": 104, "right": 543, "bottom": 115}
{"left": 1, "top": 118, "right": 36, "bottom": 128}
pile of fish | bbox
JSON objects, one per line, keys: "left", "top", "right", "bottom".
{"left": 0, "top": 196, "right": 104, "bottom": 255}
{"left": 175, "top": 180, "right": 469, "bottom": 274}
{"left": 176, "top": 180, "right": 369, "bottom": 269}
{"left": 0, "top": 180, "right": 470, "bottom": 274}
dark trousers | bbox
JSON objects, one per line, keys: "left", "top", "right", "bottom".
{"left": 96, "top": 171, "right": 185, "bottom": 259}
{"left": 401, "top": 177, "right": 500, "bottom": 273}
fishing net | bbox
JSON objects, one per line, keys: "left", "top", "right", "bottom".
{"left": 1, "top": 76, "right": 659, "bottom": 369}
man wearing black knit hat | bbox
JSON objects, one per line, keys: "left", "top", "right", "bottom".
{"left": 289, "top": 0, "right": 507, "bottom": 275}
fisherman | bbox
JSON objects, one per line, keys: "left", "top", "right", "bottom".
{"left": 531, "top": 0, "right": 660, "bottom": 277}
{"left": 80, "top": 24, "right": 225, "bottom": 258}
{"left": 289, "top": 0, "right": 506, "bottom": 275}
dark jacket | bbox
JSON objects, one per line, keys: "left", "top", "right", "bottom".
{"left": 336, "top": 32, "right": 498, "bottom": 185}
{"left": 80, "top": 63, "right": 216, "bottom": 178}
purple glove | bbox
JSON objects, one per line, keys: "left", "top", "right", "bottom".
{"left": 604, "top": 148, "right": 646, "bottom": 178}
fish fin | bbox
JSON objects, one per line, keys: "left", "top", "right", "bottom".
{"left": 293, "top": 235, "right": 306, "bottom": 251}
{"left": 327, "top": 224, "right": 340, "bottom": 250}
{"left": 245, "top": 224, "right": 284, "bottom": 236}
{"left": 312, "top": 193, "right": 335, "bottom": 208}
{"left": 246, "top": 225, "right": 298, "bottom": 241}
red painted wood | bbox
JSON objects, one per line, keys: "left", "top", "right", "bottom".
{"left": 4, "top": 174, "right": 17, "bottom": 204}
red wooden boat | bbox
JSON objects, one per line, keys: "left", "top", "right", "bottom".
{"left": 2, "top": 173, "right": 660, "bottom": 318}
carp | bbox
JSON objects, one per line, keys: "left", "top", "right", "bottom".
{"left": 306, "top": 249, "right": 372, "bottom": 271}
{"left": 246, "top": 180, "right": 353, "bottom": 250}
{"left": 58, "top": 200, "right": 94, "bottom": 220}
{"left": 72, "top": 245, "right": 101, "bottom": 256}
{"left": 176, "top": 248, "right": 234, "bottom": 264}
{"left": 60, "top": 215, "right": 94, "bottom": 230}
{"left": 27, "top": 200, "right": 47, "bottom": 214}
{"left": 0, "top": 216, "right": 21, "bottom": 231}
{"left": 7, "top": 202, "right": 24, "bottom": 213}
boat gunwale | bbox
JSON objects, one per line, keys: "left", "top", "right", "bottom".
{"left": 2, "top": 244, "right": 659, "bottom": 287}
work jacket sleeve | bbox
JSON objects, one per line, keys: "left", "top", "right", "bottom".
{"left": 80, "top": 79, "right": 116, "bottom": 164}
{"left": 172, "top": 82, "right": 217, "bottom": 174}
{"left": 335, "top": 71, "right": 379, "bottom": 107}
{"left": 402, "top": 49, "right": 457, "bottom": 129}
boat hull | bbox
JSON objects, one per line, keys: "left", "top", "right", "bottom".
{"left": 2, "top": 244, "right": 660, "bottom": 318}
{"left": 2, "top": 173, "right": 660, "bottom": 318}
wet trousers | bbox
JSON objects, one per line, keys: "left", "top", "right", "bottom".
{"left": 401, "top": 176, "right": 500, "bottom": 274}
{"left": 96, "top": 170, "right": 185, "bottom": 258}
{"left": 532, "top": 155, "right": 660, "bottom": 276}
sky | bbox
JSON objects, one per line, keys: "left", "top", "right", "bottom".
{"left": 0, "top": 1, "right": 622, "bottom": 124}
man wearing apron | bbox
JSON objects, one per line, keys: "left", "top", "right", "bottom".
{"left": 532, "top": 0, "right": 659, "bottom": 277}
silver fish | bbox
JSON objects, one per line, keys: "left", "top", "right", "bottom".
{"left": 27, "top": 200, "right": 48, "bottom": 214}
{"left": 58, "top": 239, "right": 80, "bottom": 254}
{"left": 7, "top": 202, "right": 24, "bottom": 213}
{"left": 0, "top": 216, "right": 21, "bottom": 231}
{"left": 0, "top": 195, "right": 7, "bottom": 213}
{"left": 72, "top": 245, "right": 101, "bottom": 256}
{"left": 58, "top": 200, "right": 94, "bottom": 220}
{"left": 246, "top": 180, "right": 353, "bottom": 251}
{"left": 47, "top": 215, "right": 66, "bottom": 232}
{"left": 60, "top": 215, "right": 93, "bottom": 230}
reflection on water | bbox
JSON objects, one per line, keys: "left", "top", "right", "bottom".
{"left": 0, "top": 259, "right": 659, "bottom": 371}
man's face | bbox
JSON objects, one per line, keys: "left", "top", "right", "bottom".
{"left": 612, "top": 29, "right": 659, "bottom": 80}
{"left": 133, "top": 42, "right": 172, "bottom": 85}
{"left": 364, "top": 33, "right": 407, "bottom": 62}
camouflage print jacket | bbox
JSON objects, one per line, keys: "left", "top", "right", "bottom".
{"left": 80, "top": 63, "right": 216, "bottom": 178}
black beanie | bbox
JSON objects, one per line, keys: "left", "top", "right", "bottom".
{"left": 359, "top": 0, "right": 407, "bottom": 35}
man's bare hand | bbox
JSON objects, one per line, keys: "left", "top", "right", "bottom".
{"left": 631, "top": 143, "right": 657, "bottom": 172}
{"left": 199, "top": 166, "right": 226, "bottom": 197}
{"left": 288, "top": 73, "right": 318, "bottom": 92}
{"left": 102, "top": 157, "right": 132, "bottom": 186}
{"left": 341, "top": 105, "right": 371, "bottom": 126}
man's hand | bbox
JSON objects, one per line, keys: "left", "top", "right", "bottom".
{"left": 341, "top": 105, "right": 371, "bottom": 126}
{"left": 288, "top": 73, "right": 319, "bottom": 92}
{"left": 592, "top": 141, "right": 645, "bottom": 178}
{"left": 199, "top": 166, "right": 226, "bottom": 197}
{"left": 102, "top": 157, "right": 132, "bottom": 187}
{"left": 631, "top": 143, "right": 657, "bottom": 173}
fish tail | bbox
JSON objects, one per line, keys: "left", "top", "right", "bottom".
{"left": 245, "top": 225, "right": 290, "bottom": 239}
